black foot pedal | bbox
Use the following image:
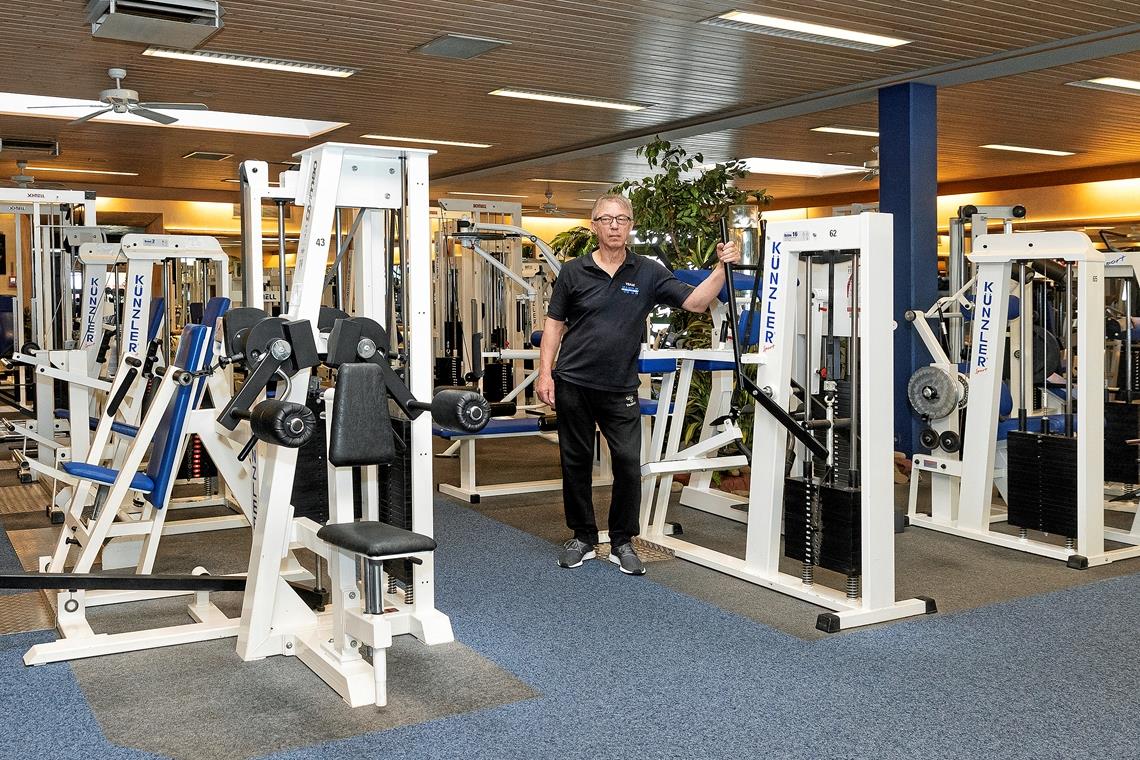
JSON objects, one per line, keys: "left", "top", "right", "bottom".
{"left": 916, "top": 595, "right": 938, "bottom": 614}
{"left": 1066, "top": 554, "right": 1089, "bottom": 570}
{"left": 816, "top": 612, "right": 842, "bottom": 634}
{"left": 48, "top": 507, "right": 64, "bottom": 525}
{"left": 288, "top": 580, "right": 331, "bottom": 612}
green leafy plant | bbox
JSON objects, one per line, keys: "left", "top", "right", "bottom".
{"left": 549, "top": 226, "right": 596, "bottom": 260}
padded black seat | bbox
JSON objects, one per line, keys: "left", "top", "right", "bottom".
{"left": 317, "top": 521, "right": 437, "bottom": 558}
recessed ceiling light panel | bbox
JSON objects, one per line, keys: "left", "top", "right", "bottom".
{"left": 412, "top": 34, "right": 509, "bottom": 59}
{"left": 490, "top": 89, "right": 648, "bottom": 111}
{"left": 361, "top": 134, "right": 492, "bottom": 148}
{"left": 702, "top": 10, "right": 910, "bottom": 51}
{"left": 1068, "top": 77, "right": 1140, "bottom": 96}
{"left": 709, "top": 157, "right": 866, "bottom": 178}
{"left": 143, "top": 47, "right": 357, "bottom": 78}
{"left": 812, "top": 125, "right": 880, "bottom": 137}
{"left": 980, "top": 144, "right": 1075, "bottom": 156}
{"left": 448, "top": 191, "right": 528, "bottom": 198}
{"left": 28, "top": 165, "right": 138, "bottom": 176}
{"left": 531, "top": 178, "right": 619, "bottom": 186}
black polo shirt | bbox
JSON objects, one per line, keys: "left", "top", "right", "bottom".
{"left": 547, "top": 251, "right": 693, "bottom": 392}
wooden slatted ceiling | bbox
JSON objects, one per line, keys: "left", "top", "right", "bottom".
{"left": 0, "top": 2, "right": 1138, "bottom": 207}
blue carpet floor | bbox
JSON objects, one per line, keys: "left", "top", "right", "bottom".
{"left": 2, "top": 500, "right": 1139, "bottom": 759}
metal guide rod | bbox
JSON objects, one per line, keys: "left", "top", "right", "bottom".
{"left": 334, "top": 208, "right": 343, "bottom": 310}
{"left": 276, "top": 199, "right": 287, "bottom": 311}
{"left": 1065, "top": 261, "right": 1073, "bottom": 436}
{"left": 1127, "top": 280, "right": 1133, "bottom": 404}
{"left": 849, "top": 252, "right": 860, "bottom": 480}
{"left": 803, "top": 254, "right": 814, "bottom": 472}
{"left": 399, "top": 157, "right": 410, "bottom": 348}
{"left": 1026, "top": 263, "right": 1035, "bottom": 430}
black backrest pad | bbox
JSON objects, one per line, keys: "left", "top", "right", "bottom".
{"left": 329, "top": 362, "right": 395, "bottom": 467}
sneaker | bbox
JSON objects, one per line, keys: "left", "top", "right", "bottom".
{"left": 558, "top": 538, "right": 596, "bottom": 568}
{"left": 609, "top": 542, "right": 646, "bottom": 575}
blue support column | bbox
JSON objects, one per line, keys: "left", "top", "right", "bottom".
{"left": 878, "top": 83, "right": 938, "bottom": 456}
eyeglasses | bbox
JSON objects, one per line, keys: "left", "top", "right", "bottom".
{"left": 593, "top": 215, "right": 633, "bottom": 226}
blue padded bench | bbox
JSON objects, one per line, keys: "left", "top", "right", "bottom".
{"left": 62, "top": 323, "right": 210, "bottom": 508}
{"left": 434, "top": 416, "right": 541, "bottom": 439}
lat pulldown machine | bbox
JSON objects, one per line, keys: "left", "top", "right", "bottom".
{"left": 642, "top": 213, "right": 933, "bottom": 631}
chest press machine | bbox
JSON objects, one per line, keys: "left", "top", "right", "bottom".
{"left": 641, "top": 213, "right": 933, "bottom": 631}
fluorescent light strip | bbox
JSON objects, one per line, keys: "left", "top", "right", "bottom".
{"left": 812, "top": 125, "right": 879, "bottom": 137}
{"left": 1068, "top": 77, "right": 1140, "bottom": 95}
{"left": 706, "top": 10, "right": 910, "bottom": 51}
{"left": 532, "top": 178, "right": 618, "bottom": 186}
{"left": 980, "top": 144, "right": 1075, "bottom": 157}
{"left": 27, "top": 165, "right": 138, "bottom": 176}
{"left": 362, "top": 134, "right": 492, "bottom": 148}
{"left": 143, "top": 47, "right": 357, "bottom": 78}
{"left": 490, "top": 89, "right": 647, "bottom": 112}
{"left": 710, "top": 157, "right": 866, "bottom": 178}
{"left": 1, "top": 92, "right": 346, "bottom": 138}
{"left": 448, "top": 191, "right": 528, "bottom": 198}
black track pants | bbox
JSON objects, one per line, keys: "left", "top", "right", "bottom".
{"left": 555, "top": 377, "right": 642, "bottom": 547}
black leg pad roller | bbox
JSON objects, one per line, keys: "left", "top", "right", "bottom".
{"left": 249, "top": 400, "right": 317, "bottom": 448}
{"left": 431, "top": 387, "right": 491, "bottom": 433}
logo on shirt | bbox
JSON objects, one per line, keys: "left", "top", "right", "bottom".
{"left": 620, "top": 282, "right": 639, "bottom": 295}
{"left": 625, "top": 395, "right": 637, "bottom": 407}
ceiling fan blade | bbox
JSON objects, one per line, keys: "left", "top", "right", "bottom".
{"left": 138, "top": 102, "right": 208, "bottom": 111}
{"left": 29, "top": 104, "right": 104, "bottom": 109}
{"left": 131, "top": 107, "right": 178, "bottom": 125}
{"left": 68, "top": 107, "right": 114, "bottom": 125}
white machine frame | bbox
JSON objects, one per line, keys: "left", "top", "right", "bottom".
{"left": 642, "top": 213, "right": 930, "bottom": 630}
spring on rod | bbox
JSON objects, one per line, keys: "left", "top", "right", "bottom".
{"left": 845, "top": 574, "right": 860, "bottom": 600}
{"left": 802, "top": 254, "right": 815, "bottom": 587}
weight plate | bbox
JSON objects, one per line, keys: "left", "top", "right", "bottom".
{"left": 907, "top": 366, "right": 959, "bottom": 419}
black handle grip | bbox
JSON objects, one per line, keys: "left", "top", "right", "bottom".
{"left": 106, "top": 368, "right": 138, "bottom": 417}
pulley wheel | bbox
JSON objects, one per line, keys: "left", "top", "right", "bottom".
{"left": 907, "top": 366, "right": 960, "bottom": 420}
{"left": 939, "top": 430, "right": 961, "bottom": 453}
{"left": 919, "top": 428, "right": 939, "bottom": 450}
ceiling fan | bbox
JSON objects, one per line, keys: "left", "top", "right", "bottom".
{"left": 30, "top": 68, "right": 208, "bottom": 126}
{"left": 523, "top": 187, "right": 573, "bottom": 216}
{"left": 860, "top": 145, "right": 880, "bottom": 182}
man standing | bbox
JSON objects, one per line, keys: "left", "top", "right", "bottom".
{"left": 536, "top": 193, "right": 741, "bottom": 575}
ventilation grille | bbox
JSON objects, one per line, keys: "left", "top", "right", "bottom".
{"left": 182, "top": 151, "right": 233, "bottom": 161}
{"left": 86, "top": 0, "right": 224, "bottom": 48}
{"left": 412, "top": 34, "right": 509, "bottom": 60}
{"left": 0, "top": 138, "right": 60, "bottom": 155}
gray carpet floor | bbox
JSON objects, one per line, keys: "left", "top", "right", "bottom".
{"left": 431, "top": 436, "right": 1140, "bottom": 639}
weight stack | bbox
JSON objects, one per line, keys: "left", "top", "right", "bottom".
{"left": 482, "top": 361, "right": 512, "bottom": 403}
{"left": 784, "top": 477, "right": 862, "bottom": 576}
{"left": 1104, "top": 401, "right": 1140, "bottom": 484}
{"left": 434, "top": 355, "right": 462, "bottom": 388}
{"left": 1006, "top": 430, "right": 1078, "bottom": 537}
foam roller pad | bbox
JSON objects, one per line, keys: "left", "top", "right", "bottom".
{"left": 249, "top": 400, "right": 316, "bottom": 449}
{"left": 431, "top": 389, "right": 490, "bottom": 433}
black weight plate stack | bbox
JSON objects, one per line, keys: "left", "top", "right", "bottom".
{"left": 1104, "top": 401, "right": 1140, "bottom": 484}
{"left": 482, "top": 361, "right": 512, "bottom": 403}
{"left": 434, "top": 355, "right": 462, "bottom": 388}
{"left": 782, "top": 476, "right": 821, "bottom": 564}
{"left": 818, "top": 483, "right": 861, "bottom": 575}
{"left": 1006, "top": 430, "right": 1043, "bottom": 532}
{"left": 1037, "top": 434, "right": 1078, "bottom": 537}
